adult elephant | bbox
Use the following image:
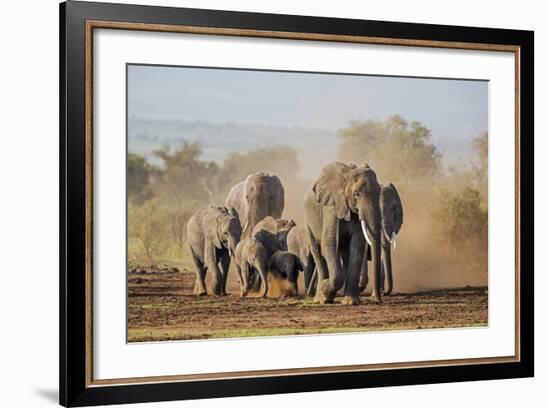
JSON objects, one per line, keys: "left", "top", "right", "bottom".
{"left": 225, "top": 172, "right": 285, "bottom": 239}
{"left": 304, "top": 162, "right": 383, "bottom": 305}
{"left": 359, "top": 183, "right": 403, "bottom": 296}
{"left": 186, "top": 206, "right": 242, "bottom": 296}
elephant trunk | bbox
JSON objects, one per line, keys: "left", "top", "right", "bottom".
{"left": 227, "top": 237, "right": 237, "bottom": 258}
{"left": 242, "top": 219, "right": 251, "bottom": 239}
{"left": 360, "top": 205, "right": 382, "bottom": 304}
{"left": 370, "top": 231, "right": 382, "bottom": 304}
{"left": 243, "top": 214, "right": 261, "bottom": 239}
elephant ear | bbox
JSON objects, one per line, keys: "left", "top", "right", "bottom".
{"left": 205, "top": 209, "right": 223, "bottom": 249}
{"left": 389, "top": 183, "right": 404, "bottom": 230}
{"left": 313, "top": 162, "right": 352, "bottom": 221}
{"left": 227, "top": 206, "right": 240, "bottom": 222}
{"left": 268, "top": 175, "right": 285, "bottom": 218}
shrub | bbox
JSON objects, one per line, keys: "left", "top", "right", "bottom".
{"left": 431, "top": 187, "right": 488, "bottom": 267}
{"left": 128, "top": 198, "right": 198, "bottom": 261}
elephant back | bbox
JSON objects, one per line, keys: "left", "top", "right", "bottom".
{"left": 224, "top": 180, "right": 246, "bottom": 220}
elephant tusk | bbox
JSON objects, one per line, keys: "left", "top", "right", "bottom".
{"left": 392, "top": 232, "right": 397, "bottom": 251}
{"left": 360, "top": 219, "right": 373, "bottom": 247}
{"left": 242, "top": 219, "right": 250, "bottom": 236}
{"left": 382, "top": 223, "right": 391, "bottom": 242}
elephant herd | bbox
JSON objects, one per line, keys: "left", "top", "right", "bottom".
{"left": 186, "top": 161, "right": 403, "bottom": 305}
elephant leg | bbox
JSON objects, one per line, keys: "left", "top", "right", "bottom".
{"left": 307, "top": 268, "right": 318, "bottom": 297}
{"left": 250, "top": 271, "right": 261, "bottom": 292}
{"left": 319, "top": 247, "right": 345, "bottom": 304}
{"left": 321, "top": 222, "right": 346, "bottom": 304}
{"left": 219, "top": 253, "right": 231, "bottom": 296}
{"left": 204, "top": 244, "right": 223, "bottom": 296}
{"left": 306, "top": 226, "right": 329, "bottom": 300}
{"left": 243, "top": 262, "right": 255, "bottom": 297}
{"left": 312, "top": 210, "right": 344, "bottom": 304}
{"left": 373, "top": 243, "right": 393, "bottom": 296}
{"left": 373, "top": 263, "right": 385, "bottom": 297}
{"left": 382, "top": 242, "right": 393, "bottom": 295}
{"left": 381, "top": 262, "right": 386, "bottom": 294}
{"left": 303, "top": 255, "right": 315, "bottom": 297}
{"left": 342, "top": 249, "right": 350, "bottom": 294}
{"left": 358, "top": 246, "right": 369, "bottom": 293}
{"left": 342, "top": 232, "right": 364, "bottom": 305}
{"left": 235, "top": 263, "right": 246, "bottom": 296}
{"left": 190, "top": 247, "right": 207, "bottom": 296}
{"left": 312, "top": 256, "right": 329, "bottom": 302}
{"left": 306, "top": 248, "right": 328, "bottom": 300}
{"left": 253, "top": 257, "right": 269, "bottom": 297}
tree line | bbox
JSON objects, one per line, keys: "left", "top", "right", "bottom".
{"left": 128, "top": 114, "right": 488, "bottom": 276}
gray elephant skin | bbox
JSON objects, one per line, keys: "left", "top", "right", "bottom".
{"left": 225, "top": 172, "right": 285, "bottom": 239}
{"left": 286, "top": 224, "right": 316, "bottom": 296}
{"left": 234, "top": 217, "right": 295, "bottom": 297}
{"left": 269, "top": 250, "right": 304, "bottom": 295}
{"left": 359, "top": 183, "right": 403, "bottom": 296}
{"left": 251, "top": 216, "right": 295, "bottom": 251}
{"left": 304, "top": 162, "right": 383, "bottom": 305}
{"left": 234, "top": 236, "right": 269, "bottom": 297}
{"left": 186, "top": 206, "right": 242, "bottom": 296}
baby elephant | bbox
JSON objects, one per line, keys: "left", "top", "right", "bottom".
{"left": 269, "top": 250, "right": 304, "bottom": 296}
{"left": 286, "top": 225, "right": 316, "bottom": 296}
{"left": 234, "top": 237, "right": 269, "bottom": 297}
{"left": 187, "top": 206, "right": 242, "bottom": 296}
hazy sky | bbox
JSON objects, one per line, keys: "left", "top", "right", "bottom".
{"left": 128, "top": 64, "right": 488, "bottom": 145}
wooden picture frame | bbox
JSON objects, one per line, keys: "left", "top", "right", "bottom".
{"left": 60, "top": 1, "right": 534, "bottom": 406}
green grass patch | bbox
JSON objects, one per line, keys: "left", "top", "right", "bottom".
{"left": 140, "top": 304, "right": 171, "bottom": 310}
{"left": 129, "top": 326, "right": 373, "bottom": 342}
{"left": 128, "top": 321, "right": 488, "bottom": 342}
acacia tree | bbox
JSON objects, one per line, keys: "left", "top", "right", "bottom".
{"left": 338, "top": 115, "right": 442, "bottom": 193}
{"left": 152, "top": 142, "right": 219, "bottom": 204}
{"left": 218, "top": 146, "right": 300, "bottom": 189}
{"left": 127, "top": 153, "right": 155, "bottom": 204}
{"left": 126, "top": 143, "right": 304, "bottom": 261}
{"left": 128, "top": 199, "right": 168, "bottom": 260}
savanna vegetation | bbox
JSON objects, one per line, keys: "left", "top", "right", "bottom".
{"left": 127, "top": 115, "right": 489, "bottom": 341}
{"left": 128, "top": 115, "right": 488, "bottom": 289}
{"left": 127, "top": 144, "right": 306, "bottom": 262}
{"left": 339, "top": 116, "right": 488, "bottom": 285}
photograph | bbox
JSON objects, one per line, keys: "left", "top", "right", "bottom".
{"left": 126, "top": 64, "right": 489, "bottom": 343}
{"left": 56, "top": 1, "right": 534, "bottom": 405}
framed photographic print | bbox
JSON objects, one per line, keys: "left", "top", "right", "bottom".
{"left": 59, "top": 1, "right": 534, "bottom": 406}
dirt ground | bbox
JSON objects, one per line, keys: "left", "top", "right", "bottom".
{"left": 127, "top": 263, "right": 488, "bottom": 342}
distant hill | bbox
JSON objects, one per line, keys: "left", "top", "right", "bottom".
{"left": 128, "top": 118, "right": 341, "bottom": 179}
{"left": 128, "top": 118, "right": 475, "bottom": 179}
